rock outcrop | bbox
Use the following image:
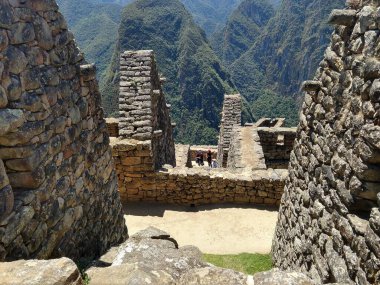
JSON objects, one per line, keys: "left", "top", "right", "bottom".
{"left": 0, "top": 258, "right": 82, "bottom": 285}
{"left": 87, "top": 227, "right": 319, "bottom": 285}
{"left": 272, "top": 1, "right": 380, "bottom": 284}
{"left": 0, "top": 0, "right": 127, "bottom": 260}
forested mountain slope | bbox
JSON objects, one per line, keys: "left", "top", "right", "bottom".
{"left": 102, "top": 0, "right": 238, "bottom": 144}
{"left": 180, "top": 0, "right": 242, "bottom": 35}
{"left": 211, "top": 0, "right": 275, "bottom": 65}
{"left": 213, "top": 0, "right": 345, "bottom": 125}
{"left": 57, "top": 0, "right": 123, "bottom": 79}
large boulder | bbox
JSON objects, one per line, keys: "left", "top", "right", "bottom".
{"left": 86, "top": 227, "right": 207, "bottom": 285}
{"left": 0, "top": 258, "right": 82, "bottom": 285}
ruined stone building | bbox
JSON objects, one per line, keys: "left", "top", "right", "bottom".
{"left": 273, "top": 1, "right": 380, "bottom": 284}
{"left": 0, "top": 0, "right": 126, "bottom": 261}
{"left": 108, "top": 57, "right": 297, "bottom": 206}
{"left": 0, "top": 0, "right": 380, "bottom": 284}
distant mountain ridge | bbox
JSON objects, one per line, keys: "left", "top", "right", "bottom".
{"left": 212, "top": 0, "right": 345, "bottom": 125}
{"left": 211, "top": 0, "right": 275, "bottom": 65}
{"left": 102, "top": 0, "right": 239, "bottom": 144}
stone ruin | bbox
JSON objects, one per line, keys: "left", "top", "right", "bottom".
{"left": 107, "top": 58, "right": 297, "bottom": 206}
{"left": 272, "top": 1, "right": 380, "bottom": 284}
{"left": 118, "top": 50, "right": 176, "bottom": 170}
{"left": 0, "top": 0, "right": 126, "bottom": 261}
{"left": 217, "top": 94, "right": 242, "bottom": 167}
{"left": 1, "top": 0, "right": 380, "bottom": 284}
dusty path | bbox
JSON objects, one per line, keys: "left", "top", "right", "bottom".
{"left": 124, "top": 203, "right": 278, "bottom": 254}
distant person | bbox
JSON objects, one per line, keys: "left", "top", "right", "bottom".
{"left": 207, "top": 150, "right": 212, "bottom": 167}
{"left": 211, "top": 159, "right": 218, "bottom": 168}
{"left": 196, "top": 150, "right": 204, "bottom": 166}
{"left": 200, "top": 152, "right": 204, "bottom": 166}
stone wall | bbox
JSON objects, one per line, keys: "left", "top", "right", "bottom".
{"left": 257, "top": 127, "right": 297, "bottom": 169}
{"left": 0, "top": 0, "right": 127, "bottom": 261}
{"left": 273, "top": 2, "right": 380, "bottom": 284}
{"left": 217, "top": 94, "right": 242, "bottom": 167}
{"left": 111, "top": 138, "right": 286, "bottom": 206}
{"left": 105, "top": 118, "right": 119, "bottom": 138}
{"left": 119, "top": 50, "right": 175, "bottom": 169}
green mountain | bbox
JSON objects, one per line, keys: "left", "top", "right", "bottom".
{"left": 102, "top": 0, "right": 239, "bottom": 144}
{"left": 214, "top": 0, "right": 345, "bottom": 126}
{"left": 57, "top": 0, "right": 123, "bottom": 80}
{"left": 211, "top": 0, "right": 275, "bottom": 65}
{"left": 180, "top": 0, "right": 243, "bottom": 36}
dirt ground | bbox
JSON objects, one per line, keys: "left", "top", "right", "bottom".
{"left": 124, "top": 203, "right": 279, "bottom": 254}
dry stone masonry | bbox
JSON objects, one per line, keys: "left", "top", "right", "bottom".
{"left": 273, "top": 1, "right": 380, "bottom": 284}
{"left": 108, "top": 82, "right": 292, "bottom": 206}
{"left": 0, "top": 0, "right": 127, "bottom": 261}
{"left": 111, "top": 136, "right": 286, "bottom": 205}
{"left": 119, "top": 50, "right": 175, "bottom": 169}
{"left": 217, "top": 94, "right": 242, "bottom": 167}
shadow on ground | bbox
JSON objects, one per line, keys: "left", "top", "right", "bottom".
{"left": 123, "top": 202, "right": 278, "bottom": 217}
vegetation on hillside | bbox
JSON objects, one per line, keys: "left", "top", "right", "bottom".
{"left": 57, "top": 0, "right": 122, "bottom": 81}
{"left": 203, "top": 253, "right": 273, "bottom": 275}
{"left": 211, "top": 0, "right": 275, "bottom": 65}
{"left": 211, "top": 0, "right": 345, "bottom": 125}
{"left": 59, "top": 0, "right": 345, "bottom": 138}
{"left": 180, "top": 0, "right": 243, "bottom": 35}
{"left": 102, "top": 0, "right": 242, "bottom": 144}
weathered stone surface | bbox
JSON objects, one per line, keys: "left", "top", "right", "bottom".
{"left": 8, "top": 22, "right": 35, "bottom": 44}
{"left": 118, "top": 51, "right": 176, "bottom": 170}
{"left": 178, "top": 267, "right": 252, "bottom": 285}
{"left": 87, "top": 227, "right": 207, "bottom": 285}
{"left": 253, "top": 269, "right": 316, "bottom": 285}
{"left": 328, "top": 9, "right": 357, "bottom": 26}
{"left": 273, "top": 2, "right": 380, "bottom": 284}
{"left": 110, "top": 137, "right": 287, "bottom": 206}
{"left": 0, "top": 258, "right": 82, "bottom": 285}
{"left": 4, "top": 46, "right": 28, "bottom": 74}
{"left": 302, "top": 80, "right": 323, "bottom": 92}
{"left": 0, "top": 109, "right": 25, "bottom": 136}
{"left": 87, "top": 227, "right": 333, "bottom": 285}
{"left": 217, "top": 94, "right": 242, "bottom": 167}
{"left": 0, "top": 0, "right": 127, "bottom": 261}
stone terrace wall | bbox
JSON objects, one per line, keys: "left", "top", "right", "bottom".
{"left": 112, "top": 138, "right": 286, "bottom": 206}
{"left": 0, "top": 1, "right": 127, "bottom": 261}
{"left": 257, "top": 127, "right": 297, "bottom": 169}
{"left": 273, "top": 2, "right": 380, "bottom": 284}
{"left": 217, "top": 94, "right": 241, "bottom": 167}
{"left": 119, "top": 50, "right": 175, "bottom": 169}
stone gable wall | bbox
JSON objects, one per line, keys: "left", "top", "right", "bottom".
{"left": 272, "top": 2, "right": 380, "bottom": 284}
{"left": 0, "top": 0, "right": 127, "bottom": 261}
{"left": 118, "top": 50, "right": 175, "bottom": 169}
{"left": 217, "top": 94, "right": 242, "bottom": 167}
{"left": 257, "top": 127, "right": 297, "bottom": 169}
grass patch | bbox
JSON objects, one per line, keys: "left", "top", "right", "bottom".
{"left": 203, "top": 253, "right": 272, "bottom": 275}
